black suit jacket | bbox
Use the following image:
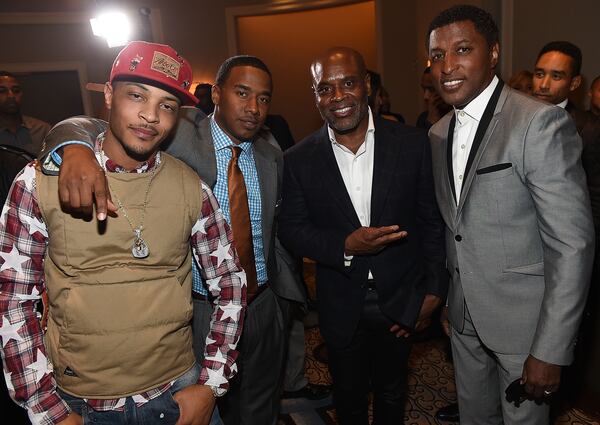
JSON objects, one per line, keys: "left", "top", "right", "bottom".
{"left": 265, "top": 114, "right": 295, "bottom": 152}
{"left": 278, "top": 117, "right": 447, "bottom": 348}
{"left": 566, "top": 101, "right": 591, "bottom": 134}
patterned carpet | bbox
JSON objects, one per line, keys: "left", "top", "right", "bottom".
{"left": 280, "top": 260, "right": 599, "bottom": 424}
{"left": 281, "top": 325, "right": 600, "bottom": 424}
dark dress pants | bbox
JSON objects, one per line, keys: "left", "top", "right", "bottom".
{"left": 218, "top": 287, "right": 286, "bottom": 425}
{"left": 326, "top": 289, "right": 412, "bottom": 425}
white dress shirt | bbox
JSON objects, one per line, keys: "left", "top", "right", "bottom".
{"left": 329, "top": 109, "right": 375, "bottom": 227}
{"left": 452, "top": 76, "right": 499, "bottom": 201}
{"left": 328, "top": 108, "right": 375, "bottom": 272}
{"left": 557, "top": 98, "right": 568, "bottom": 109}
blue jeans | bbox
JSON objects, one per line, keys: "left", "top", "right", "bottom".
{"left": 59, "top": 364, "right": 201, "bottom": 424}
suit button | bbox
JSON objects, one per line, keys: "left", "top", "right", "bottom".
{"left": 455, "top": 235, "right": 462, "bottom": 241}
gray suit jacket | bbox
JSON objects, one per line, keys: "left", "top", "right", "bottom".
{"left": 39, "top": 107, "right": 306, "bottom": 304}
{"left": 429, "top": 83, "right": 595, "bottom": 365}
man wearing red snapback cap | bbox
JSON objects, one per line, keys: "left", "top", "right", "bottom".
{"left": 36, "top": 49, "right": 311, "bottom": 424}
{"left": 0, "top": 41, "right": 246, "bottom": 425}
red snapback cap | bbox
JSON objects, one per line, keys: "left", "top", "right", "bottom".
{"left": 110, "top": 41, "right": 198, "bottom": 106}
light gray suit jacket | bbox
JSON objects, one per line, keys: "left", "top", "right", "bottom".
{"left": 40, "top": 107, "right": 306, "bottom": 305}
{"left": 429, "top": 83, "right": 595, "bottom": 365}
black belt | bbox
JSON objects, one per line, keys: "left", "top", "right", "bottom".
{"left": 192, "top": 291, "right": 210, "bottom": 301}
{"left": 193, "top": 282, "right": 269, "bottom": 304}
{"left": 362, "top": 279, "right": 376, "bottom": 290}
{"left": 247, "top": 282, "right": 269, "bottom": 305}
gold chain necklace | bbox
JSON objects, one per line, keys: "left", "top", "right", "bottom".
{"left": 98, "top": 135, "right": 157, "bottom": 259}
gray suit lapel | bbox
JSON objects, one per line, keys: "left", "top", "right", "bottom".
{"left": 430, "top": 115, "right": 458, "bottom": 227}
{"left": 196, "top": 116, "right": 218, "bottom": 187}
{"left": 456, "top": 119, "right": 499, "bottom": 215}
{"left": 456, "top": 81, "right": 506, "bottom": 218}
{"left": 439, "top": 126, "right": 458, "bottom": 226}
{"left": 253, "top": 137, "right": 277, "bottom": 265}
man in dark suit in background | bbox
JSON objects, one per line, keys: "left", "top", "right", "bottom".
{"left": 194, "top": 82, "right": 215, "bottom": 115}
{"left": 265, "top": 114, "right": 294, "bottom": 151}
{"left": 278, "top": 47, "right": 447, "bottom": 425}
{"left": 0, "top": 71, "right": 51, "bottom": 157}
{"left": 532, "top": 41, "right": 589, "bottom": 130}
{"left": 416, "top": 67, "right": 451, "bottom": 132}
{"left": 532, "top": 41, "right": 600, "bottom": 246}
{"left": 533, "top": 41, "right": 600, "bottom": 412}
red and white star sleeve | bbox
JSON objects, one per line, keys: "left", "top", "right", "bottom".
{"left": 190, "top": 182, "right": 247, "bottom": 391}
{"left": 0, "top": 163, "right": 71, "bottom": 425}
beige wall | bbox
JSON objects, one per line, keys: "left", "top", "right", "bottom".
{"left": 377, "top": 0, "right": 418, "bottom": 124}
{"left": 0, "top": 0, "right": 282, "bottom": 117}
{"left": 236, "top": 1, "right": 376, "bottom": 140}
{"left": 1, "top": 0, "right": 598, "bottom": 133}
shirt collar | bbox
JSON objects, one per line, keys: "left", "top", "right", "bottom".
{"left": 454, "top": 75, "right": 499, "bottom": 124}
{"left": 210, "top": 116, "right": 253, "bottom": 154}
{"left": 95, "top": 132, "right": 160, "bottom": 173}
{"left": 327, "top": 107, "right": 375, "bottom": 146}
{"left": 556, "top": 99, "right": 569, "bottom": 109}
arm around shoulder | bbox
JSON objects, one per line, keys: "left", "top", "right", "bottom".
{"left": 39, "top": 116, "right": 108, "bottom": 174}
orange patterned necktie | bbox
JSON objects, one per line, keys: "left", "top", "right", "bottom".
{"left": 227, "top": 146, "right": 258, "bottom": 295}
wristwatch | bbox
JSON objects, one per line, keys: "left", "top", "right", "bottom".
{"left": 208, "top": 385, "right": 227, "bottom": 398}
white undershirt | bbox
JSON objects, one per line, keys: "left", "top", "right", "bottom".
{"left": 328, "top": 108, "right": 375, "bottom": 274}
{"left": 452, "top": 76, "right": 499, "bottom": 201}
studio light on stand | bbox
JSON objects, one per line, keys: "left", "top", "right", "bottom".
{"left": 90, "top": 11, "right": 131, "bottom": 48}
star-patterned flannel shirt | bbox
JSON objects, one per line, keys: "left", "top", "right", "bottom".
{"left": 0, "top": 145, "right": 246, "bottom": 425}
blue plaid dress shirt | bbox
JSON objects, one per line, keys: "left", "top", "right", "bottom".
{"left": 192, "top": 117, "right": 267, "bottom": 295}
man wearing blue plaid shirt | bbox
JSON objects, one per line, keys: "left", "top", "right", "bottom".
{"left": 39, "top": 55, "right": 306, "bottom": 425}
{"left": 189, "top": 57, "right": 282, "bottom": 425}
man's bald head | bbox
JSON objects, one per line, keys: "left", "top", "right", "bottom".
{"left": 310, "top": 47, "right": 371, "bottom": 137}
{"left": 310, "top": 47, "right": 367, "bottom": 85}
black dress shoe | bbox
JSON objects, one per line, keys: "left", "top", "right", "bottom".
{"left": 282, "top": 383, "right": 331, "bottom": 400}
{"left": 313, "top": 343, "right": 328, "bottom": 363}
{"left": 435, "top": 402, "right": 459, "bottom": 422}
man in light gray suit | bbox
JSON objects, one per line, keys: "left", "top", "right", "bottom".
{"left": 39, "top": 56, "right": 306, "bottom": 425}
{"left": 426, "top": 5, "right": 595, "bottom": 425}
